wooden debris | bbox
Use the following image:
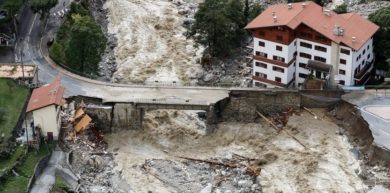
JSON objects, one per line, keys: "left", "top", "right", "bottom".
{"left": 214, "top": 174, "right": 233, "bottom": 186}
{"left": 177, "top": 156, "right": 260, "bottom": 177}
{"left": 303, "top": 107, "right": 319, "bottom": 120}
{"left": 256, "top": 111, "right": 307, "bottom": 149}
{"left": 256, "top": 111, "right": 280, "bottom": 132}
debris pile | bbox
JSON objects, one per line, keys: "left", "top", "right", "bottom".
{"left": 61, "top": 100, "right": 130, "bottom": 193}
{"left": 141, "top": 157, "right": 262, "bottom": 193}
{"left": 105, "top": 108, "right": 370, "bottom": 192}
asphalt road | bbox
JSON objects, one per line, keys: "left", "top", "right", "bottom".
{"left": 13, "top": 1, "right": 230, "bottom": 106}
{"left": 342, "top": 90, "right": 390, "bottom": 151}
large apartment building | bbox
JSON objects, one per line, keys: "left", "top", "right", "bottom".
{"left": 246, "top": 2, "right": 379, "bottom": 88}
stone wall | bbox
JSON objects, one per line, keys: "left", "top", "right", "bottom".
{"left": 219, "top": 90, "right": 301, "bottom": 121}
{"left": 300, "top": 90, "right": 344, "bottom": 108}
{"left": 111, "top": 103, "right": 144, "bottom": 132}
{"left": 78, "top": 90, "right": 347, "bottom": 132}
{"left": 86, "top": 105, "right": 113, "bottom": 133}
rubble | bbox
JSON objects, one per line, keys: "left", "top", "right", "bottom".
{"left": 104, "top": 108, "right": 370, "bottom": 192}
{"left": 347, "top": 0, "right": 390, "bottom": 18}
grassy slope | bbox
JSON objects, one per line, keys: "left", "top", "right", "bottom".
{"left": 0, "top": 78, "right": 29, "bottom": 140}
{"left": 0, "top": 144, "right": 54, "bottom": 193}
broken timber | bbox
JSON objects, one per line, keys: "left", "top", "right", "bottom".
{"left": 303, "top": 107, "right": 320, "bottom": 120}
{"left": 256, "top": 111, "right": 307, "bottom": 149}
{"left": 177, "top": 156, "right": 260, "bottom": 176}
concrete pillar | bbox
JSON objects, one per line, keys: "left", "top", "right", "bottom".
{"left": 111, "top": 103, "right": 144, "bottom": 132}
{"left": 206, "top": 105, "right": 218, "bottom": 133}
{"left": 330, "top": 41, "right": 341, "bottom": 88}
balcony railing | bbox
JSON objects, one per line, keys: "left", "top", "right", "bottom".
{"left": 253, "top": 75, "right": 295, "bottom": 88}
{"left": 354, "top": 60, "right": 374, "bottom": 81}
{"left": 253, "top": 55, "right": 296, "bottom": 68}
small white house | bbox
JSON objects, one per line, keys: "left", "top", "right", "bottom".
{"left": 26, "top": 77, "right": 64, "bottom": 141}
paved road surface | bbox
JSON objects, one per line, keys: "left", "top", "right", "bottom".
{"left": 343, "top": 90, "right": 390, "bottom": 151}
{"left": 30, "top": 151, "right": 78, "bottom": 193}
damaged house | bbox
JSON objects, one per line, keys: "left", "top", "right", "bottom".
{"left": 26, "top": 77, "right": 65, "bottom": 141}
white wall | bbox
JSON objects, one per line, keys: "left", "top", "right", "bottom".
{"left": 252, "top": 35, "right": 375, "bottom": 87}
{"left": 33, "top": 105, "right": 60, "bottom": 140}
{"left": 297, "top": 39, "right": 332, "bottom": 63}
{"left": 253, "top": 37, "right": 295, "bottom": 87}
{"left": 254, "top": 37, "right": 291, "bottom": 61}
{"left": 350, "top": 38, "right": 374, "bottom": 84}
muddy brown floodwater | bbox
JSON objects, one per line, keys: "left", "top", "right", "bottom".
{"left": 104, "top": 0, "right": 204, "bottom": 84}
{"left": 105, "top": 109, "right": 367, "bottom": 193}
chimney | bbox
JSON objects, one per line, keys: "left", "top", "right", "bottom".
{"left": 288, "top": 3, "right": 292, "bottom": 9}
{"left": 352, "top": 37, "right": 357, "bottom": 43}
{"left": 272, "top": 11, "right": 276, "bottom": 16}
{"left": 323, "top": 9, "right": 331, "bottom": 16}
{"left": 302, "top": 2, "right": 306, "bottom": 8}
{"left": 273, "top": 15, "right": 278, "bottom": 23}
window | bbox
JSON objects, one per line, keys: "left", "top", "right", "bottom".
{"left": 273, "top": 66, "right": 285, "bottom": 73}
{"left": 294, "top": 41, "right": 297, "bottom": 46}
{"left": 255, "top": 72, "right": 267, "bottom": 79}
{"left": 356, "top": 54, "right": 361, "bottom": 62}
{"left": 339, "top": 80, "right": 345, "bottom": 85}
{"left": 339, "top": 69, "right": 346, "bottom": 75}
{"left": 275, "top": 77, "right": 282, "bottom": 82}
{"left": 255, "top": 51, "right": 268, "bottom": 58}
{"left": 293, "top": 51, "right": 297, "bottom": 57}
{"left": 314, "top": 56, "right": 326, "bottom": 63}
{"left": 259, "top": 31, "right": 265, "bottom": 37}
{"left": 340, "top": 48, "right": 350, "bottom": 55}
{"left": 299, "top": 73, "right": 308, "bottom": 78}
{"left": 276, "top": 45, "right": 283, "bottom": 51}
{"left": 255, "top": 62, "right": 267, "bottom": 68}
{"left": 299, "top": 63, "right": 307, "bottom": 68}
{"left": 273, "top": 55, "right": 285, "bottom": 62}
{"left": 259, "top": 41, "right": 265, "bottom": 47}
{"left": 340, "top": 59, "right": 346, "bottom": 64}
{"left": 363, "top": 49, "right": 366, "bottom": 55}
{"left": 276, "top": 35, "right": 283, "bottom": 41}
{"left": 368, "top": 54, "right": 371, "bottom": 59}
{"left": 300, "top": 42, "right": 312, "bottom": 49}
{"left": 299, "top": 52, "right": 311, "bottom": 59}
{"left": 314, "top": 45, "right": 327, "bottom": 52}
{"left": 367, "top": 45, "right": 370, "bottom": 50}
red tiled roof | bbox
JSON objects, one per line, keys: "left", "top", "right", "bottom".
{"left": 26, "top": 76, "right": 65, "bottom": 112}
{"left": 245, "top": 2, "right": 379, "bottom": 50}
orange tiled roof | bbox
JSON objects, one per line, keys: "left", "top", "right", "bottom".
{"left": 245, "top": 2, "right": 379, "bottom": 50}
{"left": 26, "top": 76, "right": 65, "bottom": 112}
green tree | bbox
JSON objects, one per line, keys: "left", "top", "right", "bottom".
{"left": 65, "top": 14, "right": 106, "bottom": 75}
{"left": 369, "top": 6, "right": 390, "bottom": 70}
{"left": 29, "top": 0, "right": 58, "bottom": 19}
{"left": 189, "top": 0, "right": 260, "bottom": 58}
{"left": 333, "top": 3, "right": 347, "bottom": 14}
{"left": 0, "top": 0, "right": 22, "bottom": 23}
{"left": 0, "top": 108, "right": 6, "bottom": 123}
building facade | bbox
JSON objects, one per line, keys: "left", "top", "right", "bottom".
{"left": 26, "top": 77, "right": 64, "bottom": 141}
{"left": 246, "top": 2, "right": 379, "bottom": 88}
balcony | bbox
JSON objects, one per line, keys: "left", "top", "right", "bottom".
{"left": 253, "top": 55, "right": 296, "bottom": 68}
{"left": 354, "top": 60, "right": 374, "bottom": 85}
{"left": 253, "top": 75, "right": 295, "bottom": 88}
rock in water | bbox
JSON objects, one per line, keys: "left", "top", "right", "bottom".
{"left": 199, "top": 183, "right": 212, "bottom": 193}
